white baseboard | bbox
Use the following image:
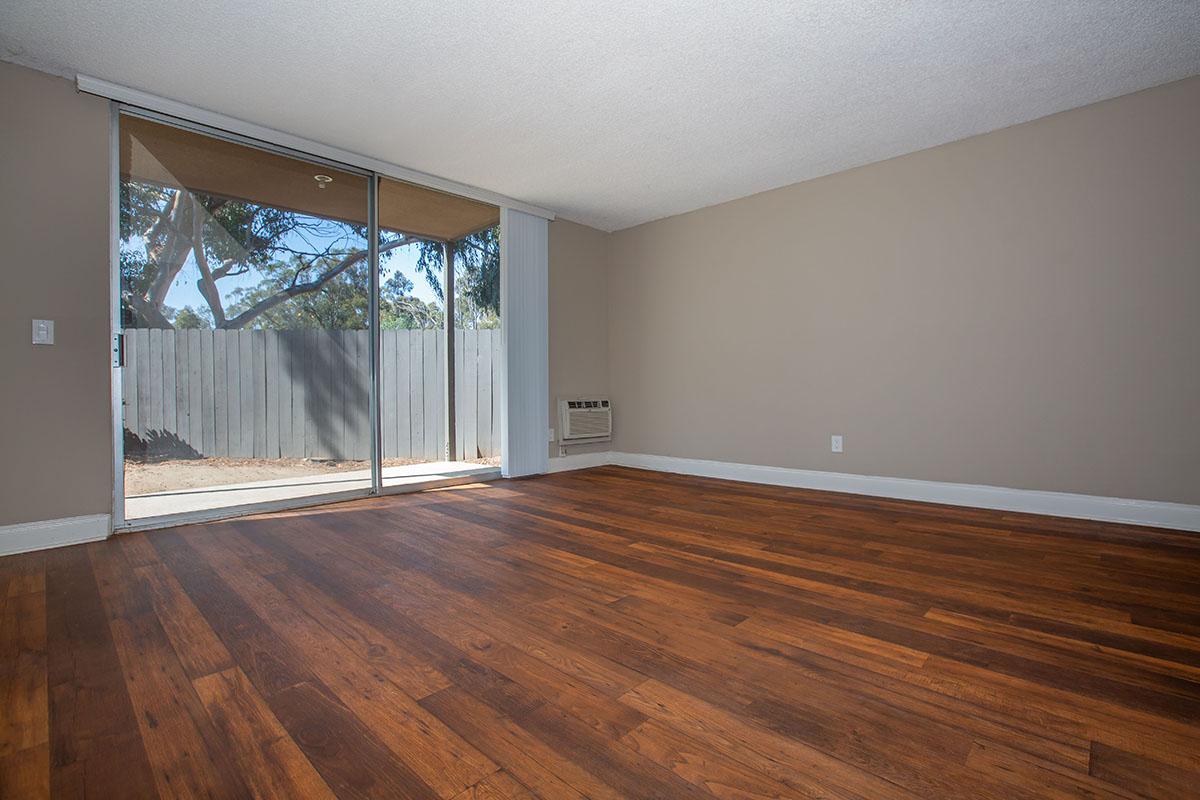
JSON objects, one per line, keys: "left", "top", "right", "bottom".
{"left": 0, "top": 514, "right": 111, "bottom": 557}
{"left": 548, "top": 451, "right": 614, "bottom": 473}
{"left": 552, "top": 451, "right": 1198, "bottom": 532}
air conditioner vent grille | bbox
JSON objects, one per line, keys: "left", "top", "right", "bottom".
{"left": 559, "top": 397, "right": 612, "bottom": 441}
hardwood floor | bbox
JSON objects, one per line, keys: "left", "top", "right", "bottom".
{"left": 3, "top": 465, "right": 1200, "bottom": 798}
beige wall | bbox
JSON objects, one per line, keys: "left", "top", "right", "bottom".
{"left": 607, "top": 76, "right": 1200, "bottom": 505}
{"left": 548, "top": 219, "right": 610, "bottom": 457}
{"left": 1, "top": 63, "right": 114, "bottom": 525}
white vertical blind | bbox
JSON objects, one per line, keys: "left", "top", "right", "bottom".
{"left": 499, "top": 208, "right": 550, "bottom": 477}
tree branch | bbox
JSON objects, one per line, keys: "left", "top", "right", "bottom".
{"left": 147, "top": 194, "right": 194, "bottom": 306}
{"left": 220, "top": 235, "right": 415, "bottom": 329}
{"left": 144, "top": 190, "right": 181, "bottom": 256}
{"left": 457, "top": 237, "right": 496, "bottom": 258}
{"left": 191, "top": 197, "right": 228, "bottom": 327}
{"left": 212, "top": 258, "right": 239, "bottom": 280}
{"left": 123, "top": 291, "right": 174, "bottom": 329}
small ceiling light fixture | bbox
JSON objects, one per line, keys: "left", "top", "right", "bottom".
{"left": 313, "top": 174, "right": 334, "bottom": 189}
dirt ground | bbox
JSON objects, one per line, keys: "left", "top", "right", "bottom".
{"left": 124, "top": 455, "right": 498, "bottom": 495}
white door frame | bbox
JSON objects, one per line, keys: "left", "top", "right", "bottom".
{"left": 109, "top": 103, "right": 125, "bottom": 531}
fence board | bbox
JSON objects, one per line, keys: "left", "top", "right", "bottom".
{"left": 200, "top": 330, "right": 215, "bottom": 455}
{"left": 222, "top": 331, "right": 236, "bottom": 456}
{"left": 327, "top": 331, "right": 342, "bottom": 459}
{"left": 252, "top": 331, "right": 267, "bottom": 458}
{"left": 382, "top": 331, "right": 396, "bottom": 457}
{"left": 344, "top": 331, "right": 355, "bottom": 458}
{"left": 336, "top": 331, "right": 349, "bottom": 459}
{"left": 237, "top": 331, "right": 253, "bottom": 458}
{"left": 283, "top": 331, "right": 295, "bottom": 458}
{"left": 212, "top": 330, "right": 227, "bottom": 456}
{"left": 147, "top": 329, "right": 163, "bottom": 437}
{"left": 277, "top": 331, "right": 293, "bottom": 457}
{"left": 309, "top": 332, "right": 323, "bottom": 459}
{"left": 302, "top": 330, "right": 315, "bottom": 458}
{"left": 437, "top": 331, "right": 446, "bottom": 459}
{"left": 463, "top": 329, "right": 478, "bottom": 460}
{"left": 173, "top": 332, "right": 189, "bottom": 444}
{"left": 351, "top": 333, "right": 361, "bottom": 459}
{"left": 303, "top": 329, "right": 317, "bottom": 459}
{"left": 422, "top": 329, "right": 438, "bottom": 461}
{"left": 223, "top": 331, "right": 239, "bottom": 456}
{"left": 319, "top": 330, "right": 331, "bottom": 458}
{"left": 409, "top": 331, "right": 424, "bottom": 461}
{"left": 332, "top": 330, "right": 346, "bottom": 459}
{"left": 124, "top": 327, "right": 139, "bottom": 437}
{"left": 304, "top": 330, "right": 317, "bottom": 459}
{"left": 265, "top": 331, "right": 279, "bottom": 458}
{"left": 162, "top": 332, "right": 176, "bottom": 440}
{"left": 477, "top": 330, "right": 492, "bottom": 460}
{"left": 395, "top": 330, "right": 411, "bottom": 460}
{"left": 493, "top": 330, "right": 502, "bottom": 456}
{"left": 352, "top": 330, "right": 367, "bottom": 459}
{"left": 348, "top": 330, "right": 359, "bottom": 458}
{"left": 188, "top": 330, "right": 203, "bottom": 449}
{"left": 135, "top": 330, "right": 151, "bottom": 441}
{"left": 454, "top": 328, "right": 465, "bottom": 461}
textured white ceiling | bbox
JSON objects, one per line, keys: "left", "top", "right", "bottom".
{"left": 3, "top": 2, "right": 1198, "bottom": 231}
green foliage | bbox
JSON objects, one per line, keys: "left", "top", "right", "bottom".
{"left": 172, "top": 306, "right": 212, "bottom": 329}
{"left": 380, "top": 268, "right": 442, "bottom": 329}
{"left": 414, "top": 227, "right": 500, "bottom": 320}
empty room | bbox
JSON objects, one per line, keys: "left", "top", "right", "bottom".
{"left": 2, "top": 3, "right": 1199, "bottom": 798}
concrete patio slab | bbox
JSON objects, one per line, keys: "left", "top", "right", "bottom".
{"left": 125, "top": 461, "right": 498, "bottom": 521}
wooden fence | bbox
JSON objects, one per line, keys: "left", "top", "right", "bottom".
{"left": 122, "top": 328, "right": 500, "bottom": 462}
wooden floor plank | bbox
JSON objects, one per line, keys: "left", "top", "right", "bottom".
{"left": 0, "top": 742, "right": 49, "bottom": 800}
{"left": 191, "top": 666, "right": 337, "bottom": 799}
{"left": 0, "top": 550, "right": 49, "bottom": 799}
{"left": 1088, "top": 740, "right": 1200, "bottom": 799}
{"left": 418, "top": 685, "right": 615, "bottom": 800}
{"left": 0, "top": 562, "right": 47, "bottom": 757}
{"left": 448, "top": 769, "right": 536, "bottom": 800}
{"left": 619, "top": 718, "right": 816, "bottom": 799}
{"left": 43, "top": 545, "right": 158, "bottom": 798}
{"left": 3, "top": 466, "right": 1198, "bottom": 798}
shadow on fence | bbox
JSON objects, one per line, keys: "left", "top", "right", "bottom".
{"left": 125, "top": 428, "right": 202, "bottom": 461}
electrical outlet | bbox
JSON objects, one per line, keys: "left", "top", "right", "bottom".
{"left": 548, "top": 427, "right": 557, "bottom": 443}
{"left": 831, "top": 434, "right": 843, "bottom": 453}
{"left": 32, "top": 319, "right": 54, "bottom": 345}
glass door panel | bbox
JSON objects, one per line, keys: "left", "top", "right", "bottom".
{"left": 450, "top": 225, "right": 501, "bottom": 467}
{"left": 118, "top": 114, "right": 372, "bottom": 520}
{"left": 377, "top": 177, "right": 499, "bottom": 489}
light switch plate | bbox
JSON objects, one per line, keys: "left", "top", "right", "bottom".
{"left": 32, "top": 319, "right": 54, "bottom": 345}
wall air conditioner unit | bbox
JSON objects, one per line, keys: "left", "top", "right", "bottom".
{"left": 558, "top": 397, "right": 612, "bottom": 442}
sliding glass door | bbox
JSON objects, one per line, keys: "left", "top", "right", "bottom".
{"left": 377, "top": 177, "right": 501, "bottom": 489}
{"left": 448, "top": 224, "right": 502, "bottom": 467}
{"left": 114, "top": 113, "right": 502, "bottom": 525}
{"left": 118, "top": 114, "right": 374, "bottom": 521}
